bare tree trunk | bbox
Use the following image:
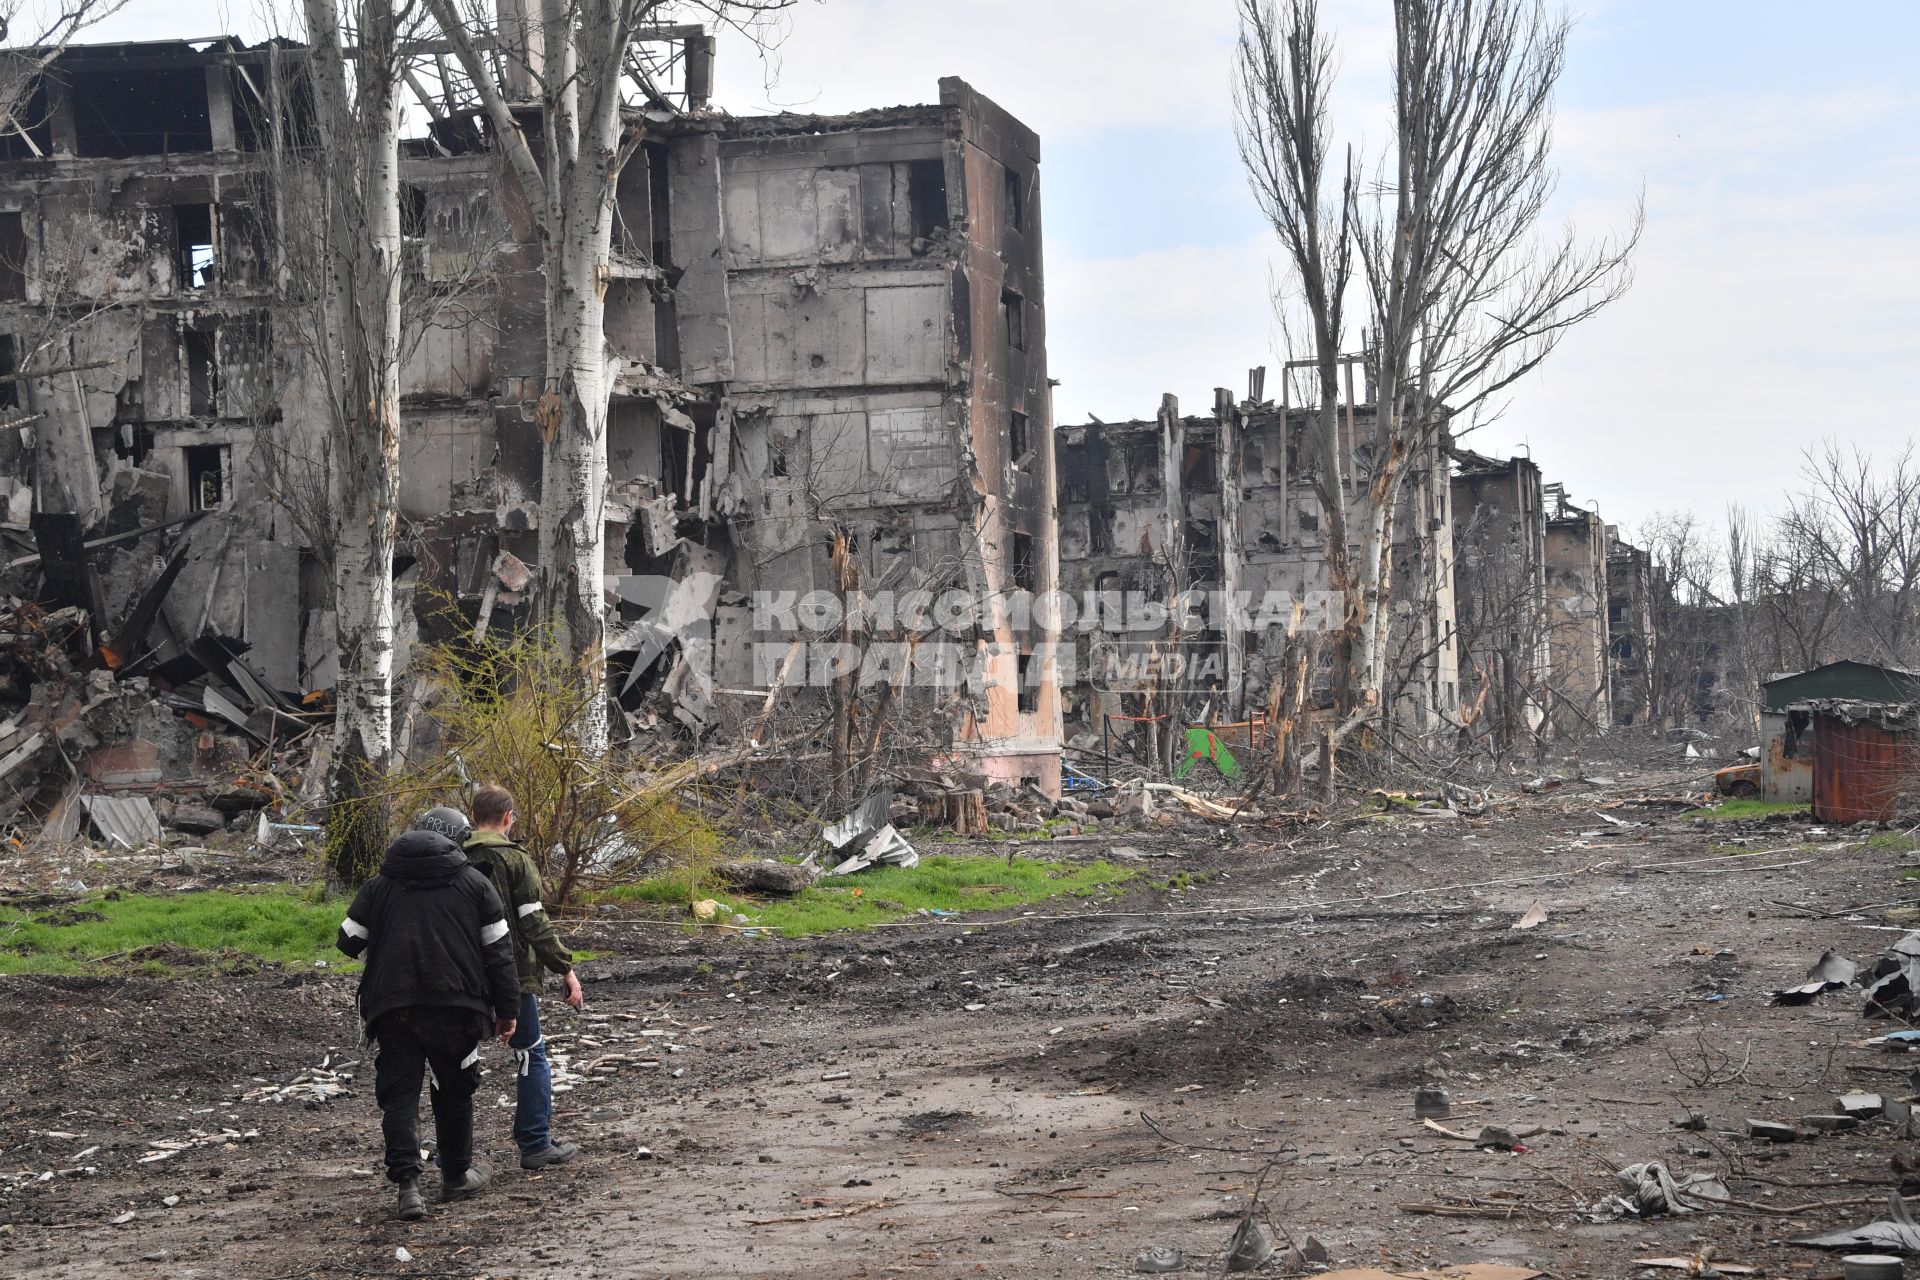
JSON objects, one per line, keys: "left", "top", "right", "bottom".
{"left": 1240, "top": 0, "right": 1638, "bottom": 751}
{"left": 305, "top": 0, "right": 406, "bottom": 882}
{"left": 424, "top": 0, "right": 671, "bottom": 758}
{"left": 538, "top": 268, "right": 614, "bottom": 751}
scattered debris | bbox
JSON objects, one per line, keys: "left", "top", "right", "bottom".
{"left": 1635, "top": 1257, "right": 1759, "bottom": 1276}
{"left": 1511, "top": 900, "right": 1548, "bottom": 930}
{"left": 1421, "top": 1119, "right": 1542, "bottom": 1149}
{"left": 1774, "top": 948, "right": 1861, "bottom": 1004}
{"left": 1746, "top": 1119, "right": 1800, "bottom": 1143}
{"left": 79, "top": 794, "right": 161, "bottom": 849}
{"left": 1134, "top": 1245, "right": 1184, "bottom": 1273}
{"left": 1595, "top": 1161, "right": 1730, "bottom": 1218}
{"left": 818, "top": 791, "right": 919, "bottom": 875}
{"left": 1864, "top": 932, "right": 1920, "bottom": 1020}
{"left": 1413, "top": 1086, "right": 1452, "bottom": 1119}
{"left": 241, "top": 1058, "right": 353, "bottom": 1105}
{"left": 1838, "top": 1093, "right": 1887, "bottom": 1120}
{"left": 718, "top": 860, "right": 817, "bottom": 896}
{"left": 1795, "top": 1193, "right": 1920, "bottom": 1253}
{"left": 1222, "top": 1217, "right": 1272, "bottom": 1272}
{"left": 1317, "top": 1267, "right": 1540, "bottom": 1280}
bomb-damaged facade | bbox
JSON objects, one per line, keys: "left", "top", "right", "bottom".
{"left": 0, "top": 33, "right": 1064, "bottom": 794}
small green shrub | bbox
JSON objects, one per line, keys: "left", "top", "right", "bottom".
{"left": 390, "top": 625, "right": 728, "bottom": 905}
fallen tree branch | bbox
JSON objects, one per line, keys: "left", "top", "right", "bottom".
{"left": 746, "top": 1196, "right": 894, "bottom": 1226}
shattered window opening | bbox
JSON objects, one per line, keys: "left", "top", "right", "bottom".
{"left": 185, "top": 326, "right": 219, "bottom": 416}
{"left": 185, "top": 443, "right": 229, "bottom": 511}
{"left": 0, "top": 212, "right": 24, "bottom": 300}
{"left": 1011, "top": 531, "right": 1037, "bottom": 594}
{"left": 906, "top": 158, "right": 947, "bottom": 243}
{"left": 175, "top": 204, "right": 215, "bottom": 291}
{"left": 70, "top": 63, "right": 213, "bottom": 158}
{"left": 1088, "top": 508, "right": 1112, "bottom": 555}
{"left": 1004, "top": 164, "right": 1024, "bottom": 232}
{"left": 400, "top": 183, "right": 428, "bottom": 271}
{"left": 1009, "top": 410, "right": 1030, "bottom": 468}
{"left": 1000, "top": 287, "right": 1024, "bottom": 353}
{"left": 1017, "top": 650, "right": 1039, "bottom": 714}
{"left": 1183, "top": 440, "right": 1217, "bottom": 489}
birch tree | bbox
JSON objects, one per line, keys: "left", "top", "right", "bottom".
{"left": 299, "top": 0, "right": 414, "bottom": 881}
{"left": 421, "top": 0, "right": 788, "bottom": 755}
{"left": 1237, "top": 0, "right": 1639, "bottom": 747}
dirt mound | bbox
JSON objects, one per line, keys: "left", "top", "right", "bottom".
{"left": 1034, "top": 971, "right": 1471, "bottom": 1091}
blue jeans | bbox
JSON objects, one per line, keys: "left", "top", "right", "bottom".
{"left": 508, "top": 992, "right": 553, "bottom": 1153}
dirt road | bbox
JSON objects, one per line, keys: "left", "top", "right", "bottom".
{"left": 4, "top": 773, "right": 1914, "bottom": 1278}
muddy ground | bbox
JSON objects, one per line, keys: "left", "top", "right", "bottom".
{"left": 5, "top": 764, "right": 1919, "bottom": 1279}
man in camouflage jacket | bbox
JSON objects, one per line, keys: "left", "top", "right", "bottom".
{"left": 458, "top": 784, "right": 584, "bottom": 1169}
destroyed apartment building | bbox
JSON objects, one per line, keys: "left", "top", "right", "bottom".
{"left": 1451, "top": 449, "right": 1656, "bottom": 747}
{"left": 1055, "top": 375, "right": 1461, "bottom": 748}
{"left": 0, "top": 32, "right": 1065, "bottom": 813}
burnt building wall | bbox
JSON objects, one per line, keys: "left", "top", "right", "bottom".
{"left": 1606, "top": 528, "right": 1656, "bottom": 727}
{"left": 0, "top": 39, "right": 1063, "bottom": 791}
{"left": 1451, "top": 452, "right": 1549, "bottom": 743}
{"left": 709, "top": 83, "right": 1060, "bottom": 790}
{"left": 1543, "top": 494, "right": 1613, "bottom": 735}
{"left": 1055, "top": 399, "right": 1459, "bottom": 745}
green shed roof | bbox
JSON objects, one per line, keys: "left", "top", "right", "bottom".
{"left": 1761, "top": 660, "right": 1920, "bottom": 712}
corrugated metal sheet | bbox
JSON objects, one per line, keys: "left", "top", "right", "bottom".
{"left": 1812, "top": 712, "right": 1917, "bottom": 823}
{"left": 81, "top": 794, "right": 162, "bottom": 848}
{"left": 1764, "top": 661, "right": 1920, "bottom": 712}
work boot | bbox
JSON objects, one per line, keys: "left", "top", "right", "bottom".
{"left": 439, "top": 1158, "right": 491, "bottom": 1202}
{"left": 519, "top": 1140, "right": 578, "bottom": 1170}
{"left": 394, "top": 1179, "right": 425, "bottom": 1221}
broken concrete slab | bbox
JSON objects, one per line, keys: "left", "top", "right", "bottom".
{"left": 718, "top": 860, "right": 818, "bottom": 896}
{"left": 1838, "top": 1093, "right": 1886, "bottom": 1120}
{"left": 164, "top": 803, "right": 226, "bottom": 837}
{"left": 1800, "top": 1114, "right": 1860, "bottom": 1133}
{"left": 1746, "top": 1119, "right": 1800, "bottom": 1143}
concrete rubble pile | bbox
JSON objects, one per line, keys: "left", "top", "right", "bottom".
{"left": 0, "top": 506, "right": 327, "bottom": 849}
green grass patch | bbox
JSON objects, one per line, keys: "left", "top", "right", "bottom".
{"left": 591, "top": 853, "right": 1134, "bottom": 938}
{"left": 1865, "top": 831, "right": 1920, "bottom": 855}
{"left": 1682, "top": 798, "right": 1810, "bottom": 821}
{"left": 0, "top": 889, "right": 351, "bottom": 976}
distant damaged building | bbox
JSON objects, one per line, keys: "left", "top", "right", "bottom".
{"left": 1053, "top": 381, "right": 1460, "bottom": 753}
{"left": 0, "top": 35, "right": 1062, "bottom": 796}
{"left": 1450, "top": 449, "right": 1549, "bottom": 747}
{"left": 1541, "top": 483, "right": 1612, "bottom": 736}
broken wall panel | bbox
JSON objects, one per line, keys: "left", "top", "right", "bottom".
{"left": 668, "top": 131, "right": 733, "bottom": 384}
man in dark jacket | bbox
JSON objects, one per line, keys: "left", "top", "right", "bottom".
{"left": 337, "top": 829, "right": 520, "bottom": 1220}
{"left": 459, "top": 784, "right": 584, "bottom": 1170}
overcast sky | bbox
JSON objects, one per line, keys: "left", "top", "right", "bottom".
{"left": 88, "top": 0, "right": 1920, "bottom": 536}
